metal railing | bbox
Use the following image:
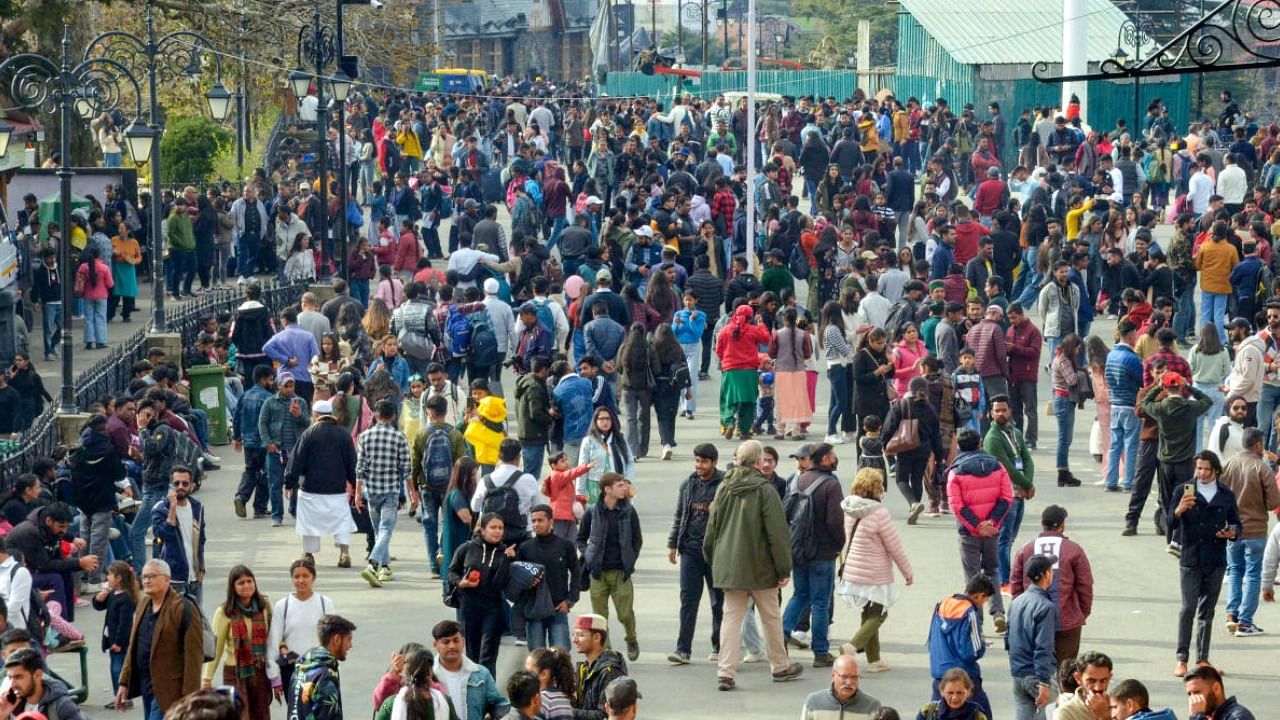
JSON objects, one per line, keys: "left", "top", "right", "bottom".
{"left": 1, "top": 280, "right": 307, "bottom": 488}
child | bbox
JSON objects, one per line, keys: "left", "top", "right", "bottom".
{"left": 857, "top": 414, "right": 887, "bottom": 474}
{"left": 92, "top": 560, "right": 138, "bottom": 708}
{"left": 752, "top": 358, "right": 777, "bottom": 436}
{"left": 541, "top": 452, "right": 596, "bottom": 540}
{"left": 401, "top": 375, "right": 427, "bottom": 518}
{"left": 951, "top": 348, "right": 986, "bottom": 434}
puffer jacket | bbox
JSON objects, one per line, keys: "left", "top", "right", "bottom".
{"left": 715, "top": 305, "right": 771, "bottom": 370}
{"left": 946, "top": 451, "right": 1014, "bottom": 536}
{"left": 839, "top": 495, "right": 912, "bottom": 586}
{"left": 1010, "top": 531, "right": 1094, "bottom": 632}
{"left": 1104, "top": 342, "right": 1144, "bottom": 407}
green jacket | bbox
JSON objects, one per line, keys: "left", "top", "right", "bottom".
{"left": 761, "top": 264, "right": 796, "bottom": 297}
{"left": 166, "top": 211, "right": 195, "bottom": 252}
{"left": 984, "top": 421, "right": 1034, "bottom": 490}
{"left": 703, "top": 465, "right": 792, "bottom": 590}
{"left": 257, "top": 392, "right": 311, "bottom": 449}
{"left": 1140, "top": 384, "right": 1212, "bottom": 463}
{"left": 514, "top": 373, "right": 551, "bottom": 444}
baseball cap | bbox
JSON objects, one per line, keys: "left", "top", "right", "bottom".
{"left": 1228, "top": 317, "right": 1251, "bottom": 331}
{"left": 605, "top": 677, "right": 642, "bottom": 710}
{"left": 634, "top": 225, "right": 653, "bottom": 238}
{"left": 574, "top": 613, "right": 608, "bottom": 632}
{"left": 277, "top": 371, "right": 296, "bottom": 385}
{"left": 789, "top": 443, "right": 815, "bottom": 459}
{"left": 298, "top": 181, "right": 311, "bottom": 191}
{"left": 596, "top": 268, "right": 613, "bottom": 284}
{"left": 586, "top": 195, "right": 604, "bottom": 206}
{"left": 463, "top": 198, "right": 480, "bottom": 208}
{"left": 1025, "top": 554, "right": 1057, "bottom": 583}
{"left": 1162, "top": 371, "right": 1185, "bottom": 388}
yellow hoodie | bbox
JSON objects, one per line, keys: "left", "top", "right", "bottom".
{"left": 463, "top": 395, "right": 507, "bottom": 466}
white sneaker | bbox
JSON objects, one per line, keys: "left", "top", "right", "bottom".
{"left": 742, "top": 650, "right": 765, "bottom": 663}
{"left": 824, "top": 434, "right": 846, "bottom": 444}
{"left": 662, "top": 445, "right": 674, "bottom": 460}
{"left": 236, "top": 276, "right": 247, "bottom": 285}
{"left": 790, "top": 630, "right": 811, "bottom": 645}
{"left": 203, "top": 453, "right": 222, "bottom": 464}
{"left": 864, "top": 660, "right": 891, "bottom": 673}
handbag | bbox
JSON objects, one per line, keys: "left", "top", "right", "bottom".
{"left": 885, "top": 399, "right": 920, "bottom": 455}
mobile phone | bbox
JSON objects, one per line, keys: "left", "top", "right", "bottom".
{"left": 1184, "top": 483, "right": 1196, "bottom": 498}
{"left": 467, "top": 569, "right": 480, "bottom": 584}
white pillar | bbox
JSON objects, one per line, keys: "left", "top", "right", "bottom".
{"left": 1062, "top": 0, "right": 1089, "bottom": 123}
{"left": 745, "top": 0, "right": 756, "bottom": 274}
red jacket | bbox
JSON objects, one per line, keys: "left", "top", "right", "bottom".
{"left": 1006, "top": 320, "right": 1043, "bottom": 383}
{"left": 946, "top": 451, "right": 1014, "bottom": 536}
{"left": 973, "top": 179, "right": 1006, "bottom": 217}
{"left": 716, "top": 306, "right": 771, "bottom": 371}
{"left": 952, "top": 220, "right": 990, "bottom": 266}
{"left": 966, "top": 319, "right": 1008, "bottom": 378}
{"left": 394, "top": 230, "right": 421, "bottom": 272}
{"left": 1010, "top": 531, "right": 1094, "bottom": 631}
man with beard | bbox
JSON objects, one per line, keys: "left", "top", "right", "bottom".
{"left": 800, "top": 655, "right": 882, "bottom": 719}
{"left": 149, "top": 465, "right": 206, "bottom": 603}
{"left": 667, "top": 444, "right": 726, "bottom": 665}
{"left": 1183, "top": 664, "right": 1254, "bottom": 720}
{"left": 0, "top": 648, "right": 83, "bottom": 719}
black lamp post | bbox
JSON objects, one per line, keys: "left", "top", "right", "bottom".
{"left": 84, "top": 0, "right": 231, "bottom": 335}
{"left": 1113, "top": 18, "right": 1155, "bottom": 140}
{"left": 0, "top": 29, "right": 151, "bottom": 412}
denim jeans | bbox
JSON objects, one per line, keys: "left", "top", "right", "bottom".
{"left": 522, "top": 444, "right": 546, "bottom": 479}
{"left": 419, "top": 486, "right": 446, "bottom": 572}
{"left": 1200, "top": 290, "right": 1228, "bottom": 344}
{"left": 997, "top": 498, "right": 1025, "bottom": 585}
{"left": 526, "top": 611, "right": 571, "bottom": 651}
{"left": 1257, "top": 384, "right": 1280, "bottom": 452}
{"left": 1053, "top": 395, "right": 1075, "bottom": 469}
{"left": 130, "top": 486, "right": 165, "bottom": 575}
{"left": 1225, "top": 538, "right": 1266, "bottom": 626}
{"left": 142, "top": 693, "right": 165, "bottom": 720}
{"left": 266, "top": 451, "right": 288, "bottom": 522}
{"left": 236, "top": 234, "right": 258, "bottom": 278}
{"left": 82, "top": 298, "right": 107, "bottom": 345}
{"left": 41, "top": 302, "right": 63, "bottom": 358}
{"left": 103, "top": 152, "right": 123, "bottom": 168}
{"left": 781, "top": 559, "right": 836, "bottom": 655}
{"left": 1011, "top": 676, "right": 1047, "bottom": 720}
{"left": 1193, "top": 382, "right": 1225, "bottom": 452}
{"left": 1174, "top": 278, "right": 1198, "bottom": 340}
{"left": 547, "top": 216, "right": 568, "bottom": 253}
{"left": 365, "top": 491, "right": 400, "bottom": 567}
{"left": 676, "top": 551, "right": 723, "bottom": 655}
{"left": 1105, "top": 406, "right": 1141, "bottom": 490}
{"left": 828, "top": 365, "right": 853, "bottom": 436}
{"left": 681, "top": 343, "right": 700, "bottom": 415}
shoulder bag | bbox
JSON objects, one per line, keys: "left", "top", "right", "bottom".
{"left": 884, "top": 399, "right": 920, "bottom": 455}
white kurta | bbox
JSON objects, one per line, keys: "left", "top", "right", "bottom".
{"left": 294, "top": 491, "right": 356, "bottom": 538}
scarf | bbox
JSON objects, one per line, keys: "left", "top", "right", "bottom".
{"left": 230, "top": 598, "right": 269, "bottom": 680}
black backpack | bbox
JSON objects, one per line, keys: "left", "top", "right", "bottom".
{"left": 481, "top": 473, "right": 528, "bottom": 543}
{"left": 885, "top": 298, "right": 918, "bottom": 340}
{"left": 782, "top": 474, "right": 833, "bottom": 566}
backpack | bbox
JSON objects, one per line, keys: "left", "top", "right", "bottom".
{"left": 542, "top": 257, "right": 565, "bottom": 285}
{"left": 531, "top": 297, "right": 557, "bottom": 337}
{"left": 1148, "top": 155, "right": 1167, "bottom": 185}
{"left": 4, "top": 565, "right": 49, "bottom": 645}
{"left": 788, "top": 244, "right": 811, "bottom": 280}
{"left": 481, "top": 473, "right": 527, "bottom": 544}
{"left": 446, "top": 306, "right": 473, "bottom": 357}
{"left": 179, "top": 594, "right": 217, "bottom": 663}
{"left": 468, "top": 309, "right": 500, "bottom": 367}
{"left": 884, "top": 298, "right": 917, "bottom": 340}
{"left": 782, "top": 474, "right": 833, "bottom": 567}
{"left": 954, "top": 122, "right": 973, "bottom": 154}
{"left": 422, "top": 424, "right": 455, "bottom": 489}
{"left": 397, "top": 306, "right": 437, "bottom": 361}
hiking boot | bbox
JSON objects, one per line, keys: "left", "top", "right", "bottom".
{"left": 360, "top": 566, "right": 383, "bottom": 588}
{"left": 626, "top": 640, "right": 639, "bottom": 661}
{"left": 771, "top": 662, "right": 803, "bottom": 682}
{"left": 1057, "top": 469, "right": 1081, "bottom": 487}
{"left": 812, "top": 653, "right": 835, "bottom": 668}
{"left": 992, "top": 614, "right": 1008, "bottom": 636}
{"left": 667, "top": 651, "right": 690, "bottom": 665}
{"left": 233, "top": 497, "right": 247, "bottom": 518}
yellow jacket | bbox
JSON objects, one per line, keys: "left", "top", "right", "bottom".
{"left": 892, "top": 110, "right": 910, "bottom": 142}
{"left": 463, "top": 395, "right": 507, "bottom": 466}
{"left": 397, "top": 127, "right": 423, "bottom": 160}
{"left": 858, "top": 119, "right": 879, "bottom": 154}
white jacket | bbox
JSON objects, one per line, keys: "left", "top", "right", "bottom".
{"left": 391, "top": 686, "right": 453, "bottom": 720}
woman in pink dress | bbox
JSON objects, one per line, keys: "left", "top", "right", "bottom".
{"left": 1086, "top": 336, "right": 1111, "bottom": 474}
{"left": 768, "top": 307, "right": 814, "bottom": 440}
{"left": 890, "top": 323, "right": 927, "bottom": 399}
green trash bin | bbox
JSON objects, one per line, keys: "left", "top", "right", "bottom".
{"left": 187, "top": 364, "right": 229, "bottom": 446}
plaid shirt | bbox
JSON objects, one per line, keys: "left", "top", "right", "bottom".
{"left": 710, "top": 189, "right": 737, "bottom": 221}
{"left": 355, "top": 421, "right": 410, "bottom": 496}
{"left": 1143, "top": 346, "right": 1192, "bottom": 386}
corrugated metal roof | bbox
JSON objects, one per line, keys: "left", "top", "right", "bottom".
{"left": 897, "top": 0, "right": 1130, "bottom": 66}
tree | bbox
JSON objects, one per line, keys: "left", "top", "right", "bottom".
{"left": 159, "top": 115, "right": 231, "bottom": 183}
{"left": 791, "top": 0, "right": 895, "bottom": 67}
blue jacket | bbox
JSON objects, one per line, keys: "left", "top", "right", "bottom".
{"left": 1006, "top": 585, "right": 1058, "bottom": 684}
{"left": 433, "top": 656, "right": 509, "bottom": 720}
{"left": 930, "top": 242, "right": 955, "bottom": 280}
{"left": 673, "top": 308, "right": 707, "bottom": 345}
{"left": 233, "top": 384, "right": 272, "bottom": 447}
{"left": 151, "top": 496, "right": 206, "bottom": 583}
{"left": 624, "top": 242, "right": 663, "bottom": 289}
{"left": 1104, "top": 343, "right": 1144, "bottom": 407}
{"left": 552, "top": 374, "right": 594, "bottom": 443}
{"left": 1132, "top": 710, "right": 1179, "bottom": 720}
{"left": 366, "top": 353, "right": 412, "bottom": 395}
{"left": 262, "top": 325, "right": 321, "bottom": 383}
{"left": 927, "top": 594, "right": 986, "bottom": 680}
{"left": 1190, "top": 697, "right": 1254, "bottom": 720}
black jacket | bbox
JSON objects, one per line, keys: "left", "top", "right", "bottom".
{"left": 7, "top": 507, "right": 81, "bottom": 575}
{"left": 578, "top": 499, "right": 642, "bottom": 580}
{"left": 579, "top": 291, "right": 631, "bottom": 330}
{"left": 231, "top": 301, "right": 274, "bottom": 357}
{"left": 70, "top": 428, "right": 125, "bottom": 514}
{"left": 724, "top": 274, "right": 762, "bottom": 315}
{"left": 687, "top": 270, "right": 724, "bottom": 320}
{"left": 574, "top": 650, "right": 628, "bottom": 720}
{"left": 92, "top": 589, "right": 137, "bottom": 652}
{"left": 668, "top": 470, "right": 724, "bottom": 554}
{"left": 883, "top": 396, "right": 944, "bottom": 462}
{"left": 284, "top": 418, "right": 356, "bottom": 495}
{"left": 448, "top": 537, "right": 511, "bottom": 602}
{"left": 1170, "top": 483, "right": 1242, "bottom": 570}
{"left": 516, "top": 532, "right": 580, "bottom": 606}
{"left": 31, "top": 264, "right": 62, "bottom": 304}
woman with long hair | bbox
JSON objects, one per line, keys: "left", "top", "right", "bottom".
{"left": 447, "top": 513, "right": 511, "bottom": 675}
{"left": 768, "top": 307, "right": 813, "bottom": 440}
{"left": 853, "top": 328, "right": 895, "bottom": 435}
{"left": 889, "top": 323, "right": 927, "bottom": 399}
{"left": 390, "top": 648, "right": 458, "bottom": 719}
{"left": 881, "top": 376, "right": 943, "bottom": 524}
{"left": 203, "top": 565, "right": 277, "bottom": 719}
{"left": 440, "top": 456, "right": 479, "bottom": 575}
{"left": 617, "top": 322, "right": 655, "bottom": 459}
{"left": 1189, "top": 322, "right": 1231, "bottom": 450}
{"left": 375, "top": 263, "right": 406, "bottom": 309}
{"left": 362, "top": 297, "right": 394, "bottom": 342}
{"left": 715, "top": 304, "right": 772, "bottom": 439}
{"left": 1050, "top": 333, "right": 1086, "bottom": 487}
{"left": 337, "top": 303, "right": 372, "bottom": 370}
{"left": 108, "top": 217, "right": 141, "bottom": 322}
{"left": 815, "top": 164, "right": 843, "bottom": 217}
{"left": 77, "top": 246, "right": 113, "bottom": 350}
{"left": 524, "top": 647, "right": 577, "bottom": 719}
{"left": 838, "top": 467, "right": 913, "bottom": 672}
{"left": 9, "top": 353, "right": 50, "bottom": 432}
{"left": 284, "top": 232, "right": 317, "bottom": 283}
{"left": 620, "top": 284, "right": 660, "bottom": 334}
{"left": 820, "top": 301, "right": 856, "bottom": 444}
{"left": 578, "top": 406, "right": 634, "bottom": 503}
{"left": 309, "top": 333, "right": 350, "bottom": 397}
{"left": 1085, "top": 335, "right": 1112, "bottom": 473}
{"left": 644, "top": 269, "right": 680, "bottom": 326}
{"left": 650, "top": 324, "right": 688, "bottom": 459}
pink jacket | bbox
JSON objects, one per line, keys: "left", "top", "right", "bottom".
{"left": 542, "top": 464, "right": 592, "bottom": 521}
{"left": 839, "top": 496, "right": 912, "bottom": 586}
{"left": 947, "top": 451, "right": 1015, "bottom": 535}
{"left": 891, "top": 339, "right": 927, "bottom": 397}
{"left": 76, "top": 259, "right": 114, "bottom": 300}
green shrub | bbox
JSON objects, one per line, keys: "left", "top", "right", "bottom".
{"left": 159, "top": 115, "right": 232, "bottom": 184}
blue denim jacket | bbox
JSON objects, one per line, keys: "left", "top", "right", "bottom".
{"left": 234, "top": 385, "right": 272, "bottom": 447}
{"left": 433, "top": 656, "right": 509, "bottom": 720}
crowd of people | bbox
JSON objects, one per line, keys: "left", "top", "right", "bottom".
{"left": 4, "top": 79, "right": 1270, "bottom": 720}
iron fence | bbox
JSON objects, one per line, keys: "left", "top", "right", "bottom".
{"left": 0, "top": 280, "right": 307, "bottom": 489}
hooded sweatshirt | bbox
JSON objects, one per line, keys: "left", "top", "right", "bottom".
{"left": 703, "top": 465, "right": 793, "bottom": 590}
{"left": 231, "top": 300, "right": 275, "bottom": 359}
{"left": 1139, "top": 384, "right": 1213, "bottom": 462}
